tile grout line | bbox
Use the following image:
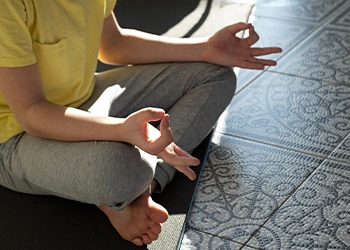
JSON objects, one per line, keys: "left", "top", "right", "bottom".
{"left": 185, "top": 225, "right": 261, "bottom": 249}
{"left": 215, "top": 131, "right": 328, "bottom": 160}
{"left": 239, "top": 1, "right": 350, "bottom": 94}
{"left": 184, "top": 2, "right": 350, "bottom": 248}
{"left": 240, "top": 154, "right": 331, "bottom": 248}
{"left": 219, "top": 2, "right": 350, "bottom": 249}
{"left": 266, "top": 70, "right": 349, "bottom": 86}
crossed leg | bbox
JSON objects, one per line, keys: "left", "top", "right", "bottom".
{"left": 0, "top": 62, "right": 236, "bottom": 246}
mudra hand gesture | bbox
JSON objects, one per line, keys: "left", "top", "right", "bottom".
{"left": 121, "top": 108, "right": 200, "bottom": 180}
{"left": 203, "top": 22, "right": 282, "bottom": 69}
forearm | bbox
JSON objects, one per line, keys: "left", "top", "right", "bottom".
{"left": 24, "top": 99, "right": 124, "bottom": 142}
{"left": 100, "top": 28, "right": 209, "bottom": 65}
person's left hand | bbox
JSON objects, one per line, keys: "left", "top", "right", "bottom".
{"left": 157, "top": 142, "right": 200, "bottom": 181}
{"left": 202, "top": 22, "right": 282, "bottom": 70}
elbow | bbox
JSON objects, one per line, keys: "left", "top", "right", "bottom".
{"left": 98, "top": 47, "right": 127, "bottom": 65}
{"left": 98, "top": 49, "right": 114, "bottom": 65}
{"left": 16, "top": 99, "right": 47, "bottom": 138}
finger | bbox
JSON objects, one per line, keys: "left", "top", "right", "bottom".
{"left": 239, "top": 61, "right": 266, "bottom": 70}
{"left": 177, "top": 166, "right": 197, "bottom": 181}
{"left": 174, "top": 146, "right": 200, "bottom": 166}
{"left": 156, "top": 114, "right": 173, "bottom": 144}
{"left": 246, "top": 56, "right": 278, "bottom": 66}
{"left": 166, "top": 153, "right": 199, "bottom": 168}
{"left": 250, "top": 47, "right": 283, "bottom": 56}
{"left": 134, "top": 107, "right": 165, "bottom": 123}
{"left": 245, "top": 26, "right": 259, "bottom": 46}
{"left": 225, "top": 22, "right": 252, "bottom": 35}
{"left": 249, "top": 58, "right": 277, "bottom": 66}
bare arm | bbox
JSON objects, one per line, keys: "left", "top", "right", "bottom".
{"left": 0, "top": 64, "right": 199, "bottom": 178}
{"left": 0, "top": 64, "right": 125, "bottom": 142}
{"left": 98, "top": 13, "right": 207, "bottom": 65}
{"left": 98, "top": 12, "right": 282, "bottom": 69}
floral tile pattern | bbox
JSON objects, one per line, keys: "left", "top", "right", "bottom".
{"left": 216, "top": 72, "right": 350, "bottom": 157}
{"left": 181, "top": 1, "right": 350, "bottom": 249}
{"left": 186, "top": 135, "right": 323, "bottom": 243}
{"left": 329, "top": 133, "right": 350, "bottom": 162}
{"left": 180, "top": 229, "right": 244, "bottom": 250}
{"left": 270, "top": 26, "right": 350, "bottom": 84}
{"left": 253, "top": 0, "right": 346, "bottom": 23}
{"left": 246, "top": 159, "right": 350, "bottom": 250}
{"left": 328, "top": 3, "right": 350, "bottom": 27}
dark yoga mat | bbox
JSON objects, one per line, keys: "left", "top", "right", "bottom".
{"left": 0, "top": 132, "right": 212, "bottom": 250}
{"left": 1, "top": 1, "right": 214, "bottom": 249}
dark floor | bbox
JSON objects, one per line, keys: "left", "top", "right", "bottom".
{"left": 181, "top": 0, "right": 350, "bottom": 249}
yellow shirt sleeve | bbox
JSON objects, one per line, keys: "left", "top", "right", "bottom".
{"left": 105, "top": 0, "right": 117, "bottom": 18}
{"left": 0, "top": 0, "right": 36, "bottom": 67}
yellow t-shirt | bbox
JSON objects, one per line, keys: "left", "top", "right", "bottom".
{"left": 0, "top": 0, "right": 117, "bottom": 143}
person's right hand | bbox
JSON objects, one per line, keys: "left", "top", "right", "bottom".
{"left": 121, "top": 107, "right": 173, "bottom": 155}
{"left": 203, "top": 22, "right": 282, "bottom": 69}
{"left": 120, "top": 108, "right": 200, "bottom": 180}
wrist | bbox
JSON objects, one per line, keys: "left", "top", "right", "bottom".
{"left": 114, "top": 117, "right": 128, "bottom": 142}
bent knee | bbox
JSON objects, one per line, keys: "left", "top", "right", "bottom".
{"left": 206, "top": 64, "right": 237, "bottom": 106}
{"left": 217, "top": 65, "right": 237, "bottom": 95}
{"left": 196, "top": 62, "right": 236, "bottom": 93}
{"left": 84, "top": 142, "right": 154, "bottom": 210}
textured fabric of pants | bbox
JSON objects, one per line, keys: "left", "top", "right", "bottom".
{"left": 0, "top": 62, "right": 236, "bottom": 210}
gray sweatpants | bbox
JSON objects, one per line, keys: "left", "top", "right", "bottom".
{"left": 0, "top": 62, "right": 236, "bottom": 210}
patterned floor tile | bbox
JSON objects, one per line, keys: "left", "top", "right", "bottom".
{"left": 270, "top": 26, "right": 350, "bottom": 84}
{"left": 181, "top": 228, "right": 244, "bottom": 250}
{"left": 252, "top": 0, "right": 346, "bottom": 23}
{"left": 247, "top": 16, "right": 317, "bottom": 60}
{"left": 187, "top": 135, "right": 323, "bottom": 244}
{"left": 246, "top": 159, "right": 350, "bottom": 250}
{"left": 328, "top": 2, "right": 350, "bottom": 28}
{"left": 216, "top": 72, "right": 350, "bottom": 157}
{"left": 235, "top": 17, "right": 317, "bottom": 92}
{"left": 329, "top": 133, "right": 350, "bottom": 162}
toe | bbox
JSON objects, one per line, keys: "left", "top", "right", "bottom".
{"left": 132, "top": 237, "right": 144, "bottom": 246}
{"left": 147, "top": 197, "right": 169, "bottom": 223}
{"left": 151, "top": 223, "right": 162, "bottom": 235}
{"left": 147, "top": 230, "right": 159, "bottom": 241}
{"left": 142, "top": 234, "right": 152, "bottom": 245}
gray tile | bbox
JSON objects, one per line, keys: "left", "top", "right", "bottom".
{"left": 328, "top": 2, "right": 350, "bottom": 27}
{"left": 235, "top": 17, "right": 317, "bottom": 92}
{"left": 252, "top": 0, "right": 346, "bottom": 23}
{"left": 329, "top": 133, "right": 350, "bottom": 162}
{"left": 270, "top": 26, "right": 350, "bottom": 84}
{"left": 181, "top": 228, "right": 244, "bottom": 250}
{"left": 247, "top": 159, "right": 350, "bottom": 250}
{"left": 187, "top": 135, "right": 322, "bottom": 243}
{"left": 248, "top": 16, "right": 317, "bottom": 60}
{"left": 148, "top": 214, "right": 185, "bottom": 250}
{"left": 216, "top": 72, "right": 350, "bottom": 157}
{"left": 241, "top": 246, "right": 260, "bottom": 250}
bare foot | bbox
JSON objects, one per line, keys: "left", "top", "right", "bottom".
{"left": 99, "top": 192, "right": 168, "bottom": 246}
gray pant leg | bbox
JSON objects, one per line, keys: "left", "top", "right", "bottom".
{"left": 82, "top": 62, "right": 236, "bottom": 191}
{"left": 0, "top": 62, "right": 236, "bottom": 208}
{"left": 0, "top": 133, "right": 156, "bottom": 210}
